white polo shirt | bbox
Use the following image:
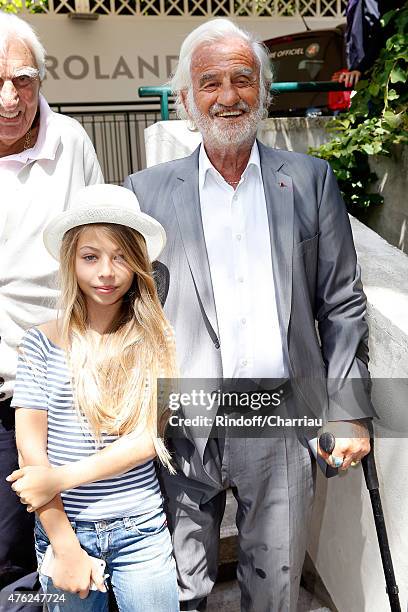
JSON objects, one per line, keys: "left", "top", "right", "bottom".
{"left": 199, "top": 141, "right": 287, "bottom": 379}
{"left": 0, "top": 94, "right": 103, "bottom": 400}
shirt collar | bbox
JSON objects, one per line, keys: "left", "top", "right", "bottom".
{"left": 199, "top": 139, "right": 261, "bottom": 191}
{"left": 0, "top": 94, "right": 61, "bottom": 165}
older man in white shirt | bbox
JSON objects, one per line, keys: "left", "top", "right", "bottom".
{"left": 199, "top": 141, "right": 287, "bottom": 380}
{"left": 0, "top": 13, "right": 103, "bottom": 598}
{"left": 125, "top": 18, "right": 373, "bottom": 612}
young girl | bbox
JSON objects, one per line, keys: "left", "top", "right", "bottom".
{"left": 8, "top": 184, "right": 179, "bottom": 612}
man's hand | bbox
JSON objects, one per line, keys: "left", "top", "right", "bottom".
{"left": 7, "top": 465, "right": 61, "bottom": 511}
{"left": 318, "top": 420, "right": 370, "bottom": 471}
{"left": 337, "top": 69, "right": 361, "bottom": 89}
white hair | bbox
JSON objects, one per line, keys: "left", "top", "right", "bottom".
{"left": 0, "top": 13, "right": 46, "bottom": 80}
{"left": 170, "top": 18, "right": 272, "bottom": 119}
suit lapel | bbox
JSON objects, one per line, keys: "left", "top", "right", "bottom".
{"left": 259, "top": 141, "right": 294, "bottom": 338}
{"left": 171, "top": 148, "right": 219, "bottom": 345}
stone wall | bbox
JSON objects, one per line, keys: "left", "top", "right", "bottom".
{"left": 357, "top": 145, "right": 408, "bottom": 254}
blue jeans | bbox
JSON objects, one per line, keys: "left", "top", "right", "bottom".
{"left": 34, "top": 510, "right": 179, "bottom": 612}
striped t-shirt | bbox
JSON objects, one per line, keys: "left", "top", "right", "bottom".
{"left": 11, "top": 327, "right": 163, "bottom": 522}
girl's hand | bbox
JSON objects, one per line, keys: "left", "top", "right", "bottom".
{"left": 7, "top": 466, "right": 61, "bottom": 511}
{"left": 52, "top": 542, "right": 106, "bottom": 598}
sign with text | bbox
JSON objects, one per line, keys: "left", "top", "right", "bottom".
{"left": 26, "top": 15, "right": 342, "bottom": 103}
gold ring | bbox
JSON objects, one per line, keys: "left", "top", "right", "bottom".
{"left": 350, "top": 460, "right": 360, "bottom": 467}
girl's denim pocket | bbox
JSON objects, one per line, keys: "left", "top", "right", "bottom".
{"left": 34, "top": 517, "right": 50, "bottom": 569}
{"left": 127, "top": 510, "right": 167, "bottom": 537}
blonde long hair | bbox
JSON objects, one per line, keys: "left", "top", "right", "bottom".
{"left": 59, "top": 223, "right": 176, "bottom": 471}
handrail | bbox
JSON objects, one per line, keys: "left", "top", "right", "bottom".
{"left": 139, "top": 87, "right": 173, "bottom": 120}
{"left": 139, "top": 81, "right": 350, "bottom": 120}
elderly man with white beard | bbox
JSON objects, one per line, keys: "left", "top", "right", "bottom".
{"left": 124, "top": 18, "right": 374, "bottom": 612}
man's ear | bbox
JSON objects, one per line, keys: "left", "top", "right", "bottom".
{"left": 181, "top": 89, "right": 197, "bottom": 131}
{"left": 180, "top": 90, "right": 189, "bottom": 116}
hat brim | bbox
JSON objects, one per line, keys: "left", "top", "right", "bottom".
{"left": 43, "top": 206, "right": 166, "bottom": 262}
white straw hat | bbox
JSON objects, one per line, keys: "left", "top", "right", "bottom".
{"left": 43, "top": 184, "right": 166, "bottom": 262}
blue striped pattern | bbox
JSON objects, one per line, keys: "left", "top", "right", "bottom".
{"left": 12, "top": 328, "right": 163, "bottom": 521}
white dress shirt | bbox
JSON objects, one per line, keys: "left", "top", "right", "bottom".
{"left": 199, "top": 141, "right": 287, "bottom": 379}
{"left": 0, "top": 94, "right": 103, "bottom": 400}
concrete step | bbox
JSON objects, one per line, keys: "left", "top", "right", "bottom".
{"left": 208, "top": 581, "right": 333, "bottom": 611}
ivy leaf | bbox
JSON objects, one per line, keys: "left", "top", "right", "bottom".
{"left": 362, "top": 144, "right": 374, "bottom": 155}
{"left": 372, "top": 141, "right": 384, "bottom": 154}
{"left": 390, "top": 66, "right": 407, "bottom": 83}
{"left": 382, "top": 9, "right": 396, "bottom": 27}
{"left": 387, "top": 88, "right": 400, "bottom": 100}
{"left": 369, "top": 83, "right": 380, "bottom": 96}
{"left": 355, "top": 79, "right": 369, "bottom": 92}
{"left": 384, "top": 61, "right": 397, "bottom": 82}
{"left": 369, "top": 193, "right": 384, "bottom": 206}
{"left": 383, "top": 110, "right": 403, "bottom": 128}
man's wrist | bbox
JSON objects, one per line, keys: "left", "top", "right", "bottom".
{"left": 325, "top": 419, "right": 370, "bottom": 437}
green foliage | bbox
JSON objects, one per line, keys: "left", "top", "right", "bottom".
{"left": 310, "top": 3, "right": 408, "bottom": 211}
{"left": 0, "top": 0, "right": 48, "bottom": 13}
{"left": 0, "top": 0, "right": 21, "bottom": 12}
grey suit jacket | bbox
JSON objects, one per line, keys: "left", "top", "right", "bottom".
{"left": 124, "top": 142, "right": 375, "bottom": 478}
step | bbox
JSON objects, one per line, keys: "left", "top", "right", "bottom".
{"left": 207, "top": 581, "right": 333, "bottom": 611}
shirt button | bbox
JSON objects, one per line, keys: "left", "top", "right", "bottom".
{"left": 241, "top": 318, "right": 246, "bottom": 325}
{"left": 241, "top": 359, "right": 248, "bottom": 367}
{"left": 238, "top": 277, "right": 244, "bottom": 283}
{"left": 236, "top": 234, "right": 242, "bottom": 241}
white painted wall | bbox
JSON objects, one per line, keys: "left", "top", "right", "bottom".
{"left": 309, "top": 220, "right": 408, "bottom": 612}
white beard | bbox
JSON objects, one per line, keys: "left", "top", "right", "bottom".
{"left": 186, "top": 89, "right": 265, "bottom": 148}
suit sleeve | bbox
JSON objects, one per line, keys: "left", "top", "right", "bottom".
{"left": 123, "top": 174, "right": 145, "bottom": 207}
{"left": 123, "top": 174, "right": 133, "bottom": 191}
{"left": 316, "top": 162, "right": 376, "bottom": 421}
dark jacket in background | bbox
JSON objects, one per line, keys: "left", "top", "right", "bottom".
{"left": 346, "top": 0, "right": 404, "bottom": 73}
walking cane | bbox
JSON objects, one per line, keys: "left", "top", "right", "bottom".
{"left": 318, "top": 433, "right": 401, "bottom": 612}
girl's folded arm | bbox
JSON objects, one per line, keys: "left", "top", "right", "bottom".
{"left": 57, "top": 425, "right": 157, "bottom": 491}
{"left": 14, "top": 407, "right": 81, "bottom": 552}
{"left": 13, "top": 407, "right": 104, "bottom": 595}
{"left": 8, "top": 421, "right": 158, "bottom": 507}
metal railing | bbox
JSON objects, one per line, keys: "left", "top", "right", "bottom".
{"left": 51, "top": 100, "right": 172, "bottom": 184}
{"left": 51, "top": 82, "right": 349, "bottom": 182}
{"left": 139, "top": 81, "right": 350, "bottom": 120}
